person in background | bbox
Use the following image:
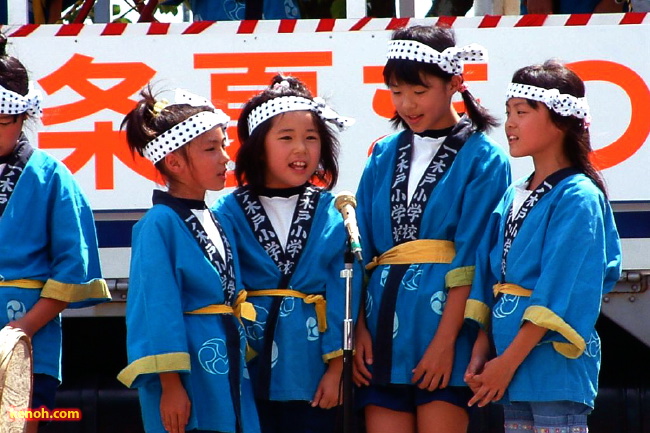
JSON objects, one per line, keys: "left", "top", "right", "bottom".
{"left": 0, "top": 33, "right": 110, "bottom": 433}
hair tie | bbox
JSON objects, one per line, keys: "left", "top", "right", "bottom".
{"left": 272, "top": 80, "right": 290, "bottom": 91}
{"left": 152, "top": 99, "right": 169, "bottom": 115}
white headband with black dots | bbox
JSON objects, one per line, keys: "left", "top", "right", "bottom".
{"left": 506, "top": 83, "right": 591, "bottom": 123}
{"left": 247, "top": 95, "right": 355, "bottom": 135}
{"left": 143, "top": 89, "right": 230, "bottom": 165}
{"left": 386, "top": 40, "right": 487, "bottom": 76}
{"left": 0, "top": 83, "right": 43, "bottom": 118}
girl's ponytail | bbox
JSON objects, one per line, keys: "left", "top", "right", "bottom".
{"left": 460, "top": 87, "right": 499, "bottom": 133}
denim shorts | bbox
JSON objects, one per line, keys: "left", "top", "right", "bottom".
{"left": 356, "top": 384, "right": 473, "bottom": 413}
{"left": 503, "top": 400, "right": 592, "bottom": 432}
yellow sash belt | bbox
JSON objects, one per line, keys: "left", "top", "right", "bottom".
{"left": 186, "top": 290, "right": 257, "bottom": 321}
{"left": 0, "top": 279, "right": 45, "bottom": 289}
{"left": 493, "top": 283, "right": 533, "bottom": 298}
{"left": 366, "top": 239, "right": 456, "bottom": 271}
{"left": 247, "top": 289, "right": 327, "bottom": 333}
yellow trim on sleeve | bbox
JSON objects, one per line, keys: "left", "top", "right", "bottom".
{"left": 117, "top": 352, "right": 191, "bottom": 388}
{"left": 248, "top": 289, "right": 327, "bottom": 333}
{"left": 365, "top": 239, "right": 455, "bottom": 271}
{"left": 322, "top": 349, "right": 344, "bottom": 363}
{"left": 493, "top": 283, "right": 533, "bottom": 298}
{"left": 523, "top": 305, "right": 586, "bottom": 359}
{"left": 41, "top": 278, "right": 110, "bottom": 303}
{"left": 445, "top": 266, "right": 475, "bottom": 288}
{"left": 0, "top": 279, "right": 45, "bottom": 289}
{"left": 464, "top": 299, "right": 491, "bottom": 330}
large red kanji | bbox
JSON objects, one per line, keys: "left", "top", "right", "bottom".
{"left": 37, "top": 54, "right": 159, "bottom": 188}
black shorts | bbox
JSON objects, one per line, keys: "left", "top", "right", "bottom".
{"left": 356, "top": 384, "right": 472, "bottom": 413}
{"left": 31, "top": 373, "right": 59, "bottom": 410}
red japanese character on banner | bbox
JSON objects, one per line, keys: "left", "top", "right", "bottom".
{"left": 194, "top": 51, "right": 333, "bottom": 187}
{"left": 37, "top": 54, "right": 158, "bottom": 189}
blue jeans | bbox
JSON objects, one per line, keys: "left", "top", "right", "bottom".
{"left": 503, "top": 401, "right": 592, "bottom": 433}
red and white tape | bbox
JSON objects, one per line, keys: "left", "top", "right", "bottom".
{"left": 7, "top": 12, "right": 649, "bottom": 38}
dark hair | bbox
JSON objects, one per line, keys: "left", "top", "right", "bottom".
{"left": 120, "top": 85, "right": 214, "bottom": 178}
{"left": 0, "top": 34, "right": 32, "bottom": 123}
{"left": 383, "top": 25, "right": 498, "bottom": 132}
{"left": 236, "top": 74, "right": 340, "bottom": 193}
{"left": 511, "top": 59, "right": 607, "bottom": 196}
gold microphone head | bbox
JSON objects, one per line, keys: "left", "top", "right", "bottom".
{"left": 334, "top": 191, "right": 357, "bottom": 211}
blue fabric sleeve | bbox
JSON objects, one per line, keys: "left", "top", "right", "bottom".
{"left": 447, "top": 139, "right": 511, "bottom": 288}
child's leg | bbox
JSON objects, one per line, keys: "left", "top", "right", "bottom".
{"left": 365, "top": 405, "right": 416, "bottom": 433}
{"left": 530, "top": 401, "right": 591, "bottom": 433}
{"left": 417, "top": 401, "right": 468, "bottom": 433}
{"left": 416, "top": 387, "right": 471, "bottom": 433}
{"left": 357, "top": 385, "right": 416, "bottom": 433}
{"left": 503, "top": 402, "right": 535, "bottom": 433}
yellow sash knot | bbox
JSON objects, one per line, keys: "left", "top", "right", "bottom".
{"left": 366, "top": 239, "right": 456, "bottom": 271}
{"left": 247, "top": 289, "right": 327, "bottom": 333}
{"left": 185, "top": 290, "right": 257, "bottom": 321}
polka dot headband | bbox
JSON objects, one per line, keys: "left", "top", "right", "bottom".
{"left": 386, "top": 40, "right": 487, "bottom": 76}
{"left": 0, "top": 82, "right": 43, "bottom": 118}
{"left": 247, "top": 95, "right": 355, "bottom": 135}
{"left": 506, "top": 83, "right": 591, "bottom": 124}
{"left": 143, "top": 89, "right": 230, "bottom": 165}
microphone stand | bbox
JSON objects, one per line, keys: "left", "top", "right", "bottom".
{"left": 340, "top": 246, "right": 356, "bottom": 433}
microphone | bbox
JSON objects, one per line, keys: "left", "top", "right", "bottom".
{"left": 334, "top": 191, "right": 363, "bottom": 262}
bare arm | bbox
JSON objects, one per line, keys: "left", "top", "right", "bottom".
{"left": 8, "top": 298, "right": 69, "bottom": 338}
{"left": 159, "top": 372, "right": 191, "bottom": 433}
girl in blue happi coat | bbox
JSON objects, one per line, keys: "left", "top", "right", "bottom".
{"left": 0, "top": 34, "right": 110, "bottom": 433}
{"left": 118, "top": 86, "right": 259, "bottom": 433}
{"left": 214, "top": 75, "right": 361, "bottom": 433}
{"left": 464, "top": 60, "right": 622, "bottom": 433}
{"left": 352, "top": 25, "right": 511, "bottom": 433}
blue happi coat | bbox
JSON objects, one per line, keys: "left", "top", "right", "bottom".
{"left": 215, "top": 187, "right": 362, "bottom": 401}
{"left": 0, "top": 135, "right": 109, "bottom": 381}
{"left": 357, "top": 127, "right": 511, "bottom": 386}
{"left": 119, "top": 192, "right": 260, "bottom": 433}
{"left": 466, "top": 173, "right": 622, "bottom": 407}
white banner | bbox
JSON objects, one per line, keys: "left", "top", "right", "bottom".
{"left": 6, "top": 15, "right": 649, "bottom": 210}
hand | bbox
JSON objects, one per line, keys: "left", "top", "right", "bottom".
{"left": 467, "top": 356, "right": 516, "bottom": 408}
{"left": 353, "top": 318, "right": 373, "bottom": 386}
{"left": 463, "top": 353, "right": 487, "bottom": 395}
{"left": 7, "top": 319, "right": 37, "bottom": 339}
{"left": 159, "top": 373, "right": 191, "bottom": 433}
{"left": 524, "top": 0, "right": 554, "bottom": 13}
{"left": 464, "top": 329, "right": 490, "bottom": 394}
{"left": 411, "top": 338, "right": 454, "bottom": 391}
{"left": 312, "top": 357, "right": 343, "bottom": 409}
